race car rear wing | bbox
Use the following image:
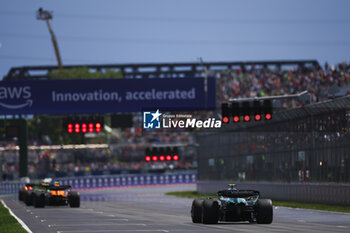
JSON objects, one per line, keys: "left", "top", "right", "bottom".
{"left": 49, "top": 185, "right": 72, "bottom": 190}
{"left": 217, "top": 190, "right": 260, "bottom": 198}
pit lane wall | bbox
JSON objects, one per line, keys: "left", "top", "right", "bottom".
{"left": 0, "top": 173, "right": 196, "bottom": 194}
{"left": 197, "top": 180, "right": 350, "bottom": 206}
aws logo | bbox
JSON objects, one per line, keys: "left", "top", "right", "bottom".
{"left": 0, "top": 86, "right": 33, "bottom": 109}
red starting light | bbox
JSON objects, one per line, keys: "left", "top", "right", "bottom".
{"left": 96, "top": 123, "right": 102, "bottom": 133}
{"left": 145, "top": 156, "right": 151, "bottom": 162}
{"left": 159, "top": 155, "right": 165, "bottom": 161}
{"left": 233, "top": 116, "right": 240, "bottom": 123}
{"left": 66, "top": 118, "right": 103, "bottom": 134}
{"left": 88, "top": 123, "right": 94, "bottom": 132}
{"left": 68, "top": 123, "right": 73, "bottom": 133}
{"left": 265, "top": 113, "right": 272, "bottom": 120}
{"left": 222, "top": 116, "right": 229, "bottom": 124}
{"left": 244, "top": 115, "right": 251, "bottom": 122}
{"left": 254, "top": 114, "right": 261, "bottom": 121}
{"left": 152, "top": 155, "right": 158, "bottom": 161}
{"left": 166, "top": 155, "right": 172, "bottom": 161}
{"left": 82, "top": 123, "right": 87, "bottom": 133}
{"left": 173, "top": 155, "right": 179, "bottom": 161}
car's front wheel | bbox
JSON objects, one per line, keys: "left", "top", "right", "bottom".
{"left": 69, "top": 191, "right": 80, "bottom": 208}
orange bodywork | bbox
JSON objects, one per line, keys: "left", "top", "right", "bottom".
{"left": 50, "top": 190, "right": 66, "bottom": 197}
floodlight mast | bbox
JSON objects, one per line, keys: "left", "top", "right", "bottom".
{"left": 198, "top": 57, "right": 209, "bottom": 108}
{"left": 36, "top": 8, "right": 63, "bottom": 70}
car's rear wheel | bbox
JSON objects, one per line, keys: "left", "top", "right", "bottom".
{"left": 191, "top": 199, "right": 203, "bottom": 223}
{"left": 34, "top": 192, "right": 45, "bottom": 208}
{"left": 25, "top": 191, "right": 34, "bottom": 206}
{"left": 202, "top": 199, "right": 219, "bottom": 224}
{"left": 256, "top": 199, "right": 273, "bottom": 224}
{"left": 69, "top": 191, "right": 80, "bottom": 208}
{"left": 18, "top": 189, "right": 23, "bottom": 201}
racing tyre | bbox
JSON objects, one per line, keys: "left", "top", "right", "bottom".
{"left": 191, "top": 199, "right": 203, "bottom": 223}
{"left": 34, "top": 192, "right": 45, "bottom": 208}
{"left": 18, "top": 190, "right": 23, "bottom": 201}
{"left": 69, "top": 191, "right": 80, "bottom": 208}
{"left": 25, "top": 191, "right": 34, "bottom": 206}
{"left": 202, "top": 199, "right": 219, "bottom": 224}
{"left": 22, "top": 192, "right": 28, "bottom": 203}
{"left": 256, "top": 199, "right": 273, "bottom": 224}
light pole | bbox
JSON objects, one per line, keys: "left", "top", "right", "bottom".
{"left": 36, "top": 8, "right": 63, "bottom": 70}
{"left": 198, "top": 57, "right": 209, "bottom": 109}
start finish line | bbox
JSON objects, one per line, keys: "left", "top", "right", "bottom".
{"left": 0, "top": 78, "right": 215, "bottom": 114}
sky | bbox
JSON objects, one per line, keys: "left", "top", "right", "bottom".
{"left": 1, "top": 0, "right": 350, "bottom": 78}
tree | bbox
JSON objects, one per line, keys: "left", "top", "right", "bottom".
{"left": 47, "top": 67, "right": 123, "bottom": 79}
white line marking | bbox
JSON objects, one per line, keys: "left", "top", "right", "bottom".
{"left": 95, "top": 211, "right": 104, "bottom": 214}
{"left": 1, "top": 200, "right": 33, "bottom": 233}
{"left": 50, "top": 223, "right": 146, "bottom": 227}
{"left": 336, "top": 226, "right": 347, "bottom": 228}
{"left": 57, "top": 230, "right": 169, "bottom": 233}
{"left": 100, "top": 218, "right": 129, "bottom": 221}
{"left": 297, "top": 220, "right": 306, "bottom": 223}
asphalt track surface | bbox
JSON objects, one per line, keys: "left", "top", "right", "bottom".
{"left": 2, "top": 184, "right": 350, "bottom": 233}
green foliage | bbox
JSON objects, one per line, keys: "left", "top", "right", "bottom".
{"left": 272, "top": 201, "right": 350, "bottom": 213}
{"left": 165, "top": 191, "right": 216, "bottom": 199}
{"left": 0, "top": 201, "right": 27, "bottom": 233}
{"left": 47, "top": 67, "right": 123, "bottom": 79}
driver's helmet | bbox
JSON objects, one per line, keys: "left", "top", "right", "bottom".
{"left": 227, "top": 184, "right": 238, "bottom": 191}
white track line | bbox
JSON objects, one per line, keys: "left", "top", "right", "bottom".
{"left": 57, "top": 230, "right": 169, "bottom": 233}
{"left": 49, "top": 223, "right": 146, "bottom": 227}
{"left": 1, "top": 199, "right": 33, "bottom": 233}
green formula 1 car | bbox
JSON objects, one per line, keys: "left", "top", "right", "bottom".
{"left": 191, "top": 184, "right": 273, "bottom": 224}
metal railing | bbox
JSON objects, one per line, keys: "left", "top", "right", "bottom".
{"left": 196, "top": 96, "right": 350, "bottom": 183}
{"left": 3, "top": 60, "right": 320, "bottom": 80}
